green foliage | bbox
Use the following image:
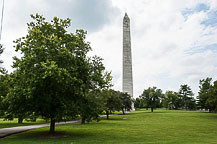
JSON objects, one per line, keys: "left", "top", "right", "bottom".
{"left": 134, "top": 98, "right": 141, "bottom": 109}
{"left": 103, "top": 89, "right": 122, "bottom": 119}
{"left": 9, "top": 14, "right": 110, "bottom": 133}
{"left": 197, "top": 77, "right": 212, "bottom": 110}
{"left": 76, "top": 55, "right": 112, "bottom": 124}
{"left": 119, "top": 92, "right": 133, "bottom": 114}
{"left": 162, "top": 91, "right": 179, "bottom": 110}
{"left": 140, "top": 87, "right": 163, "bottom": 112}
{"left": 0, "top": 44, "right": 6, "bottom": 74}
{"left": 197, "top": 78, "right": 217, "bottom": 112}
{"left": 0, "top": 72, "right": 10, "bottom": 117}
{"left": 0, "top": 44, "right": 3, "bottom": 65}
{"left": 77, "top": 91, "right": 105, "bottom": 124}
{"left": 206, "top": 81, "right": 217, "bottom": 112}
{"left": 178, "top": 84, "right": 196, "bottom": 110}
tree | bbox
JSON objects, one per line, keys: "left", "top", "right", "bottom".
{"left": 6, "top": 71, "right": 36, "bottom": 123}
{"left": 104, "top": 89, "right": 122, "bottom": 119}
{"left": 162, "top": 91, "right": 179, "bottom": 110}
{"left": 178, "top": 84, "right": 195, "bottom": 110}
{"left": 140, "top": 89, "right": 150, "bottom": 110}
{"left": 197, "top": 78, "right": 212, "bottom": 110}
{"left": 0, "top": 44, "right": 6, "bottom": 74}
{"left": 119, "top": 92, "right": 132, "bottom": 114}
{"left": 134, "top": 98, "right": 141, "bottom": 109}
{"left": 140, "top": 87, "right": 163, "bottom": 112}
{"left": 10, "top": 14, "right": 109, "bottom": 133}
{"left": 77, "top": 56, "right": 112, "bottom": 124}
{"left": 78, "top": 92, "right": 103, "bottom": 124}
{"left": 206, "top": 80, "right": 217, "bottom": 112}
{"left": 0, "top": 72, "right": 10, "bottom": 118}
{"left": 0, "top": 44, "right": 3, "bottom": 65}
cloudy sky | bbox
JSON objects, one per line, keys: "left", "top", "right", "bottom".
{"left": 1, "top": 0, "right": 217, "bottom": 97}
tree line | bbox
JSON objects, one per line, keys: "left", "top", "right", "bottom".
{"left": 135, "top": 80, "right": 217, "bottom": 113}
{"left": 0, "top": 14, "right": 133, "bottom": 133}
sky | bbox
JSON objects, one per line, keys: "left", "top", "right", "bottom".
{"left": 1, "top": 0, "right": 217, "bottom": 98}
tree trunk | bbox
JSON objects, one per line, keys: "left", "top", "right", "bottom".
{"left": 122, "top": 108, "right": 125, "bottom": 115}
{"left": 106, "top": 111, "right": 109, "bottom": 119}
{"left": 151, "top": 107, "right": 154, "bottom": 112}
{"left": 18, "top": 117, "right": 23, "bottom": 124}
{"left": 81, "top": 117, "right": 86, "bottom": 124}
{"left": 49, "top": 118, "right": 55, "bottom": 134}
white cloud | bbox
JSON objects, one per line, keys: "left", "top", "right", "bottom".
{"left": 1, "top": 0, "right": 217, "bottom": 98}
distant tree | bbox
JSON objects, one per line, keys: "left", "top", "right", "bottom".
{"left": 0, "top": 43, "right": 9, "bottom": 119}
{"left": 206, "top": 81, "right": 217, "bottom": 112}
{"left": 104, "top": 89, "right": 122, "bottom": 119}
{"left": 9, "top": 14, "right": 109, "bottom": 133}
{"left": 197, "top": 78, "right": 212, "bottom": 110}
{"left": 134, "top": 98, "right": 141, "bottom": 109}
{"left": 78, "top": 57, "right": 112, "bottom": 124}
{"left": 0, "top": 44, "right": 3, "bottom": 65}
{"left": 178, "top": 84, "right": 195, "bottom": 110}
{"left": 162, "top": 91, "right": 179, "bottom": 110}
{"left": 140, "top": 89, "right": 151, "bottom": 110}
{"left": 119, "top": 92, "right": 132, "bottom": 114}
{"left": 140, "top": 87, "right": 163, "bottom": 112}
{"left": 0, "top": 44, "right": 6, "bottom": 74}
{"left": 78, "top": 92, "right": 104, "bottom": 124}
{"left": 0, "top": 72, "right": 10, "bottom": 117}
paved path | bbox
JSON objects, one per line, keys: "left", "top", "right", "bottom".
{"left": 0, "top": 120, "right": 80, "bottom": 138}
{"left": 0, "top": 113, "right": 124, "bottom": 139}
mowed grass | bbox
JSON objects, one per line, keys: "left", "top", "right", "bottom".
{"left": 0, "top": 118, "right": 47, "bottom": 129}
{"left": 1, "top": 109, "right": 217, "bottom": 144}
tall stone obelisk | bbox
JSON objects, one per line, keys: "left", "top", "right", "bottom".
{"left": 123, "top": 13, "right": 133, "bottom": 104}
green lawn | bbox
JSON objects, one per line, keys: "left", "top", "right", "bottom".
{"left": 1, "top": 109, "right": 217, "bottom": 144}
{"left": 0, "top": 118, "right": 47, "bottom": 129}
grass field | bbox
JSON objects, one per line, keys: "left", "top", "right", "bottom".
{"left": 1, "top": 109, "right": 217, "bottom": 144}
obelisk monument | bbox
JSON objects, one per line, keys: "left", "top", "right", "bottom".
{"left": 123, "top": 13, "right": 133, "bottom": 104}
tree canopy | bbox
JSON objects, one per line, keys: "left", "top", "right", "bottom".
{"left": 140, "top": 87, "right": 163, "bottom": 112}
{"left": 9, "top": 14, "right": 111, "bottom": 133}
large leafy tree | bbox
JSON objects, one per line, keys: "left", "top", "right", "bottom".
{"left": 9, "top": 14, "right": 109, "bottom": 133}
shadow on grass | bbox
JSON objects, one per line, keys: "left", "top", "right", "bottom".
{"left": 9, "top": 129, "right": 94, "bottom": 140}
{"left": 101, "top": 118, "right": 128, "bottom": 121}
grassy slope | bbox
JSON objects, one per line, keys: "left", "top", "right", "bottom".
{"left": 1, "top": 109, "right": 217, "bottom": 144}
